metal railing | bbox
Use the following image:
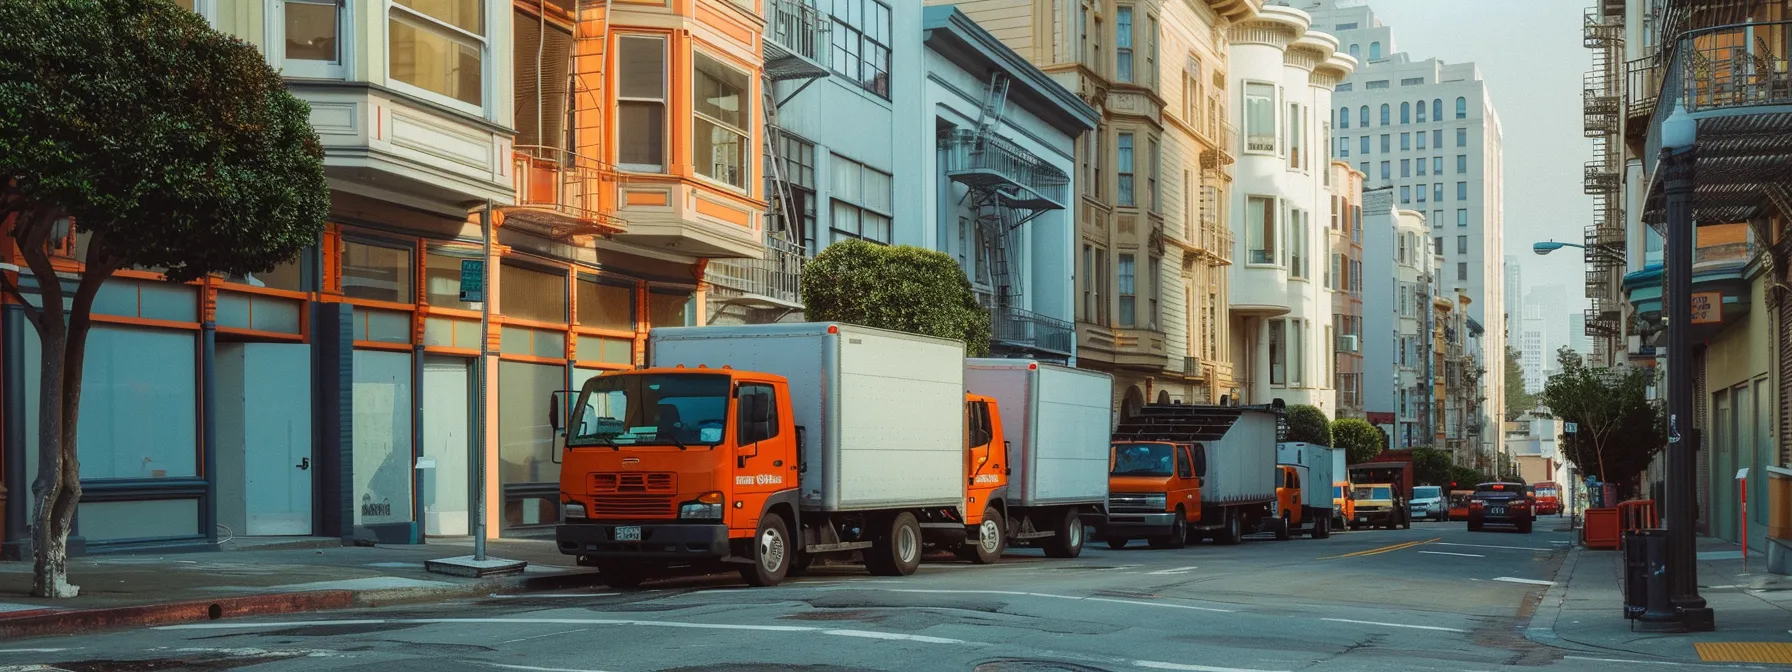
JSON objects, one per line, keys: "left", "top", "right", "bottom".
{"left": 764, "top": 0, "right": 831, "bottom": 67}
{"left": 1648, "top": 20, "right": 1792, "bottom": 173}
{"left": 1183, "top": 356, "right": 1203, "bottom": 377}
{"left": 992, "top": 306, "right": 1075, "bottom": 356}
{"left": 706, "top": 233, "right": 806, "bottom": 305}
{"left": 1627, "top": 57, "right": 1661, "bottom": 122}
{"left": 1220, "top": 121, "right": 1238, "bottom": 160}
{"left": 939, "top": 129, "right": 1071, "bottom": 208}
{"left": 509, "top": 145, "right": 621, "bottom": 234}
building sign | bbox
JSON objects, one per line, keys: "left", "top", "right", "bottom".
{"left": 459, "top": 259, "right": 485, "bottom": 303}
{"left": 1691, "top": 292, "right": 1722, "bottom": 324}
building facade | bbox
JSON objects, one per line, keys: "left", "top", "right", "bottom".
{"left": 1225, "top": 4, "right": 1354, "bottom": 416}
{"left": 1330, "top": 161, "right": 1365, "bottom": 418}
{"left": 1391, "top": 209, "right": 1432, "bottom": 448}
{"left": 1359, "top": 186, "right": 1397, "bottom": 435}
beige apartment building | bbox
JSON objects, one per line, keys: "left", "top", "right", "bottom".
{"left": 933, "top": 0, "right": 1259, "bottom": 418}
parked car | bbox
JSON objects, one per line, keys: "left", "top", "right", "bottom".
{"left": 1409, "top": 485, "right": 1446, "bottom": 521}
{"left": 1447, "top": 490, "right": 1474, "bottom": 521}
{"left": 1467, "top": 482, "right": 1533, "bottom": 533}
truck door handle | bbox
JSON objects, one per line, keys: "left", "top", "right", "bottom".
{"left": 296, "top": 458, "right": 311, "bottom": 471}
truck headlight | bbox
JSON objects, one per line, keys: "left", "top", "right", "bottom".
{"left": 678, "top": 491, "right": 725, "bottom": 520}
{"left": 1143, "top": 493, "right": 1168, "bottom": 510}
{"left": 563, "top": 501, "right": 587, "bottom": 520}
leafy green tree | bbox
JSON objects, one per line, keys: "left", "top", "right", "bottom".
{"left": 1331, "top": 418, "right": 1385, "bottom": 465}
{"left": 1447, "top": 465, "right": 1491, "bottom": 489}
{"left": 802, "top": 240, "right": 992, "bottom": 356}
{"left": 1411, "top": 447, "right": 1453, "bottom": 486}
{"left": 1539, "top": 347, "right": 1665, "bottom": 497}
{"left": 1505, "top": 345, "right": 1537, "bottom": 421}
{"left": 1285, "top": 404, "right": 1332, "bottom": 446}
{"left": 0, "top": 0, "right": 328, "bottom": 597}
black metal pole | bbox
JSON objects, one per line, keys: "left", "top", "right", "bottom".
{"left": 1662, "top": 144, "right": 1714, "bottom": 631}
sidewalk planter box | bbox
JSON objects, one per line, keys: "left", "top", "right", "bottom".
{"left": 1583, "top": 507, "right": 1620, "bottom": 550}
{"left": 1766, "top": 466, "right": 1792, "bottom": 574}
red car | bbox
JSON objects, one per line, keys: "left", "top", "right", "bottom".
{"left": 1532, "top": 482, "right": 1562, "bottom": 516}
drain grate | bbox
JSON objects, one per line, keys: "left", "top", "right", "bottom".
{"left": 1695, "top": 642, "right": 1792, "bottom": 664}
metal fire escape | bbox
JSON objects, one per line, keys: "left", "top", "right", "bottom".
{"left": 503, "top": 1, "right": 624, "bottom": 242}
{"left": 940, "top": 73, "right": 1075, "bottom": 359}
{"left": 706, "top": 0, "right": 831, "bottom": 323}
{"left": 1582, "top": 6, "right": 1627, "bottom": 357}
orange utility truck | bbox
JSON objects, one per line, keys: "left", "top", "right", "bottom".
{"left": 1275, "top": 442, "right": 1337, "bottom": 538}
{"left": 1105, "top": 402, "right": 1283, "bottom": 547}
{"left": 963, "top": 359, "right": 1114, "bottom": 560}
{"left": 553, "top": 323, "right": 970, "bottom": 588}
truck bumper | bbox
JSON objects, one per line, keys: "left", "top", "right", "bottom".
{"left": 556, "top": 521, "right": 730, "bottom": 559}
{"left": 1105, "top": 512, "right": 1177, "bottom": 537}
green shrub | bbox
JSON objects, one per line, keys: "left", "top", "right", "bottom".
{"left": 1331, "top": 418, "right": 1385, "bottom": 465}
{"left": 1285, "top": 404, "right": 1332, "bottom": 446}
{"left": 801, "top": 240, "right": 991, "bottom": 356}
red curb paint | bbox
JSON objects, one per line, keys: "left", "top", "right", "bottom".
{"left": 0, "top": 590, "right": 356, "bottom": 640}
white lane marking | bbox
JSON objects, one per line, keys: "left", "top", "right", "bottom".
{"left": 499, "top": 628, "right": 589, "bottom": 645}
{"left": 822, "top": 630, "right": 976, "bottom": 645}
{"left": 487, "top": 593, "right": 617, "bottom": 599}
{"left": 1132, "top": 661, "right": 1291, "bottom": 672}
{"left": 157, "top": 620, "right": 389, "bottom": 630}
{"left": 0, "top": 651, "right": 70, "bottom": 655}
{"left": 880, "top": 588, "right": 1234, "bottom": 613}
{"left": 475, "top": 664, "right": 615, "bottom": 672}
{"left": 1434, "top": 542, "right": 1551, "bottom": 552}
{"left": 1096, "top": 565, "right": 1143, "bottom": 571}
{"left": 1491, "top": 577, "right": 1555, "bottom": 586}
{"left": 1147, "top": 566, "right": 1199, "bottom": 575}
{"left": 1417, "top": 551, "right": 1485, "bottom": 558}
{"left": 1563, "top": 656, "right": 1696, "bottom": 666}
{"left": 1320, "top": 617, "right": 1466, "bottom": 633}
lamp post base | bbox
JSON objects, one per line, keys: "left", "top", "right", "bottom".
{"left": 1678, "top": 606, "right": 1716, "bottom": 632}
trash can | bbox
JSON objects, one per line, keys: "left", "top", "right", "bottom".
{"left": 1623, "top": 529, "right": 1647, "bottom": 619}
{"left": 1624, "top": 528, "right": 1676, "bottom": 623}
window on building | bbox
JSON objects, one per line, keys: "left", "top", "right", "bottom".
{"left": 1349, "top": 43, "right": 1360, "bottom": 58}
{"left": 1289, "top": 209, "right": 1305, "bottom": 279}
{"left": 1291, "top": 319, "right": 1305, "bottom": 385}
{"left": 1247, "top": 195, "right": 1276, "bottom": 264}
{"left": 1339, "top": 106, "right": 1350, "bottom": 129}
{"left": 1417, "top": 157, "right": 1427, "bottom": 176}
{"left": 1269, "top": 318, "right": 1287, "bottom": 385}
{"left": 1434, "top": 236, "right": 1443, "bottom": 255}
{"left": 830, "top": 155, "right": 893, "bottom": 243}
{"left": 1457, "top": 261, "right": 1468, "bottom": 280}
{"left": 1457, "top": 155, "right": 1468, "bottom": 174}
{"left": 1118, "top": 253, "right": 1136, "bottom": 326}
{"left": 1432, "top": 98, "right": 1443, "bottom": 121}
{"left": 501, "top": 263, "right": 567, "bottom": 324}
{"left": 1117, "top": 132, "right": 1135, "bottom": 206}
{"left": 1370, "top": 41, "right": 1382, "bottom": 60}
{"left": 693, "top": 51, "right": 751, "bottom": 189}
{"left": 1380, "top": 134, "right": 1390, "bottom": 153}
{"left": 1359, "top": 161, "right": 1369, "bottom": 175}
{"left": 1288, "top": 103, "right": 1304, "bottom": 169}
{"left": 1359, "top": 105, "right": 1369, "bottom": 127}
{"left": 1417, "top": 187, "right": 1427, "bottom": 203}
{"left": 1455, "top": 96, "right": 1468, "bottom": 118}
{"left": 1457, "top": 235, "right": 1468, "bottom": 254}
{"left": 1184, "top": 60, "right": 1203, "bottom": 125}
{"left": 1433, "top": 129, "right": 1442, "bottom": 147}
{"left": 1433, "top": 156, "right": 1443, "bottom": 174}
{"left": 576, "top": 277, "right": 634, "bottom": 331}
{"left": 1456, "top": 127, "right": 1467, "bottom": 147}
{"left": 1147, "top": 15, "right": 1158, "bottom": 88}
{"left": 1457, "top": 209, "right": 1467, "bottom": 227}
{"left": 1360, "top": 136, "right": 1370, "bottom": 155}
{"left": 824, "top": 0, "right": 892, "bottom": 97}
{"left": 1081, "top": 244, "right": 1096, "bottom": 320}
{"left": 1148, "top": 138, "right": 1160, "bottom": 212}
{"left": 1379, "top": 103, "right": 1390, "bottom": 125}
{"left": 1400, "top": 132, "right": 1410, "bottom": 151}
{"left": 341, "top": 239, "right": 414, "bottom": 303}
{"left": 1416, "top": 99, "right": 1427, "bottom": 122}
{"left": 1245, "top": 82, "right": 1276, "bottom": 152}
{"left": 285, "top": 0, "right": 341, "bottom": 73}
{"left": 389, "top": 0, "right": 485, "bottom": 107}
{"left": 617, "top": 35, "right": 667, "bottom": 172}
{"left": 1400, "top": 159, "right": 1410, "bottom": 177}
{"left": 1337, "top": 82, "right": 1353, "bottom": 92}
{"left": 1379, "top": 161, "right": 1390, "bottom": 180}
{"left": 1400, "top": 185, "right": 1410, "bottom": 204}
{"left": 1457, "top": 182, "right": 1468, "bottom": 200}
{"left": 1338, "top": 137, "right": 1349, "bottom": 158}
{"left": 1116, "top": 6, "right": 1134, "bottom": 82}
{"left": 1328, "top": 253, "right": 1339, "bottom": 289}
{"left": 1433, "top": 183, "right": 1443, "bottom": 201}
{"left": 1148, "top": 256, "right": 1162, "bottom": 328}
{"left": 1401, "top": 102, "right": 1410, "bottom": 124}
{"left": 1432, "top": 209, "right": 1443, "bottom": 229}
{"left": 1417, "top": 131, "right": 1427, "bottom": 150}
{"left": 1401, "top": 77, "right": 1424, "bottom": 87}
{"left": 777, "top": 132, "right": 819, "bottom": 253}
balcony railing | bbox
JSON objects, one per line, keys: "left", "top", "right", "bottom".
{"left": 705, "top": 233, "right": 806, "bottom": 306}
{"left": 1183, "top": 356, "right": 1203, "bottom": 378}
{"left": 1627, "top": 57, "right": 1661, "bottom": 124}
{"left": 992, "top": 306, "right": 1075, "bottom": 356}
{"left": 939, "top": 129, "right": 1071, "bottom": 210}
{"left": 764, "top": 0, "right": 831, "bottom": 81}
{"left": 1220, "top": 121, "right": 1238, "bottom": 160}
{"left": 1679, "top": 21, "right": 1792, "bottom": 114}
{"left": 508, "top": 146, "right": 622, "bottom": 238}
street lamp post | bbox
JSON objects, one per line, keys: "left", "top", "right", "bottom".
{"left": 1661, "top": 104, "right": 1714, "bottom": 631}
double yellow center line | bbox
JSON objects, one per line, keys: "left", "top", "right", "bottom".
{"left": 1318, "top": 537, "right": 1441, "bottom": 560}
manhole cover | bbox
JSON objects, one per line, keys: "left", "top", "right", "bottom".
{"left": 973, "top": 659, "right": 1114, "bottom": 672}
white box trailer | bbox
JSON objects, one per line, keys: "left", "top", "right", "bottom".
{"left": 650, "top": 323, "right": 965, "bottom": 512}
{"left": 1277, "top": 442, "right": 1338, "bottom": 538}
{"left": 964, "top": 359, "right": 1112, "bottom": 558}
{"left": 1202, "top": 410, "right": 1280, "bottom": 507}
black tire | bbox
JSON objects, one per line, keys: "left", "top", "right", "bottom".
{"left": 1215, "top": 510, "right": 1243, "bottom": 545}
{"left": 1043, "top": 510, "right": 1086, "bottom": 559}
{"left": 1518, "top": 518, "right": 1534, "bottom": 534}
{"left": 1106, "top": 537, "right": 1130, "bottom": 550}
{"left": 867, "top": 512, "right": 923, "bottom": 576}
{"left": 1148, "top": 508, "right": 1189, "bottom": 549}
{"left": 739, "top": 514, "right": 792, "bottom": 587}
{"left": 1313, "top": 514, "right": 1331, "bottom": 539}
{"left": 597, "top": 561, "right": 648, "bottom": 589}
{"left": 1274, "top": 511, "right": 1292, "bottom": 541}
{"left": 966, "top": 509, "right": 1005, "bottom": 564}
{"left": 1399, "top": 512, "right": 1411, "bottom": 530}
{"left": 1468, "top": 515, "right": 1484, "bottom": 532}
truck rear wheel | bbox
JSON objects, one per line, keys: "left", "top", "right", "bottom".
{"left": 1043, "top": 510, "right": 1085, "bottom": 558}
{"left": 1274, "top": 511, "right": 1292, "bottom": 541}
{"left": 739, "top": 515, "right": 791, "bottom": 587}
{"left": 866, "top": 512, "right": 923, "bottom": 576}
{"left": 1313, "top": 514, "right": 1331, "bottom": 539}
{"left": 960, "top": 509, "right": 1005, "bottom": 564}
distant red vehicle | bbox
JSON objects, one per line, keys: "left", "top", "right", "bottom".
{"left": 1532, "top": 482, "right": 1562, "bottom": 516}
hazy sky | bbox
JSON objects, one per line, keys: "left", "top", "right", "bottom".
{"left": 1356, "top": 0, "right": 1593, "bottom": 320}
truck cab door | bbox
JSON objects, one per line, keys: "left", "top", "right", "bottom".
{"left": 963, "top": 398, "right": 1004, "bottom": 519}
{"left": 733, "top": 384, "right": 793, "bottom": 531}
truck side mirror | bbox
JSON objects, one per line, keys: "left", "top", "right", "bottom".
{"left": 548, "top": 391, "right": 565, "bottom": 434}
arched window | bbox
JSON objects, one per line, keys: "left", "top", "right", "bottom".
{"left": 1349, "top": 44, "right": 1360, "bottom": 59}
{"left": 1370, "top": 41, "right": 1382, "bottom": 60}
{"left": 1416, "top": 100, "right": 1426, "bottom": 122}
{"left": 1340, "top": 106, "right": 1350, "bottom": 128}
{"left": 1400, "top": 102, "right": 1410, "bottom": 124}
{"left": 1359, "top": 106, "right": 1369, "bottom": 127}
{"left": 1432, "top": 98, "right": 1442, "bottom": 121}
{"left": 1379, "top": 104, "right": 1390, "bottom": 126}
{"left": 1455, "top": 96, "right": 1468, "bottom": 119}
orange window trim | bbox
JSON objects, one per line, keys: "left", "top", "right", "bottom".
{"left": 422, "top": 305, "right": 484, "bottom": 320}
{"left": 216, "top": 283, "right": 312, "bottom": 302}
{"left": 572, "top": 359, "right": 634, "bottom": 372}
{"left": 499, "top": 353, "right": 570, "bottom": 366}
{"left": 502, "top": 316, "right": 571, "bottom": 331}
{"left": 423, "top": 345, "right": 482, "bottom": 357}
{"left": 572, "top": 325, "right": 636, "bottom": 340}
{"left": 353, "top": 340, "right": 413, "bottom": 352}
{"left": 216, "top": 327, "right": 307, "bottom": 343}
{"left": 92, "top": 314, "right": 201, "bottom": 331}
{"left": 341, "top": 297, "right": 417, "bottom": 312}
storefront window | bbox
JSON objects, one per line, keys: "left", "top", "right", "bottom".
{"left": 342, "top": 240, "right": 414, "bottom": 303}
{"left": 648, "top": 290, "right": 690, "bottom": 327}
{"left": 576, "top": 277, "right": 634, "bottom": 330}
{"left": 499, "top": 361, "right": 565, "bottom": 527}
{"left": 352, "top": 350, "right": 414, "bottom": 526}
{"left": 502, "top": 263, "right": 567, "bottom": 323}
{"left": 24, "top": 326, "right": 198, "bottom": 480}
{"left": 425, "top": 252, "right": 484, "bottom": 311}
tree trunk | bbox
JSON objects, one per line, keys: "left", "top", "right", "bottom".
{"left": 12, "top": 208, "right": 78, "bottom": 598}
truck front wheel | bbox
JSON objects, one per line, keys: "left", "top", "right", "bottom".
{"left": 1043, "top": 510, "right": 1085, "bottom": 559}
{"left": 739, "top": 515, "right": 792, "bottom": 587}
{"left": 1106, "top": 537, "right": 1130, "bottom": 550}
{"left": 1148, "top": 509, "right": 1188, "bottom": 549}
{"left": 867, "top": 512, "right": 923, "bottom": 576}
{"left": 959, "top": 509, "right": 1005, "bottom": 565}
{"left": 1274, "top": 511, "right": 1292, "bottom": 541}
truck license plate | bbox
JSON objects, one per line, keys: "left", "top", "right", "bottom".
{"left": 1489, "top": 507, "right": 1505, "bottom": 516}
{"left": 615, "top": 526, "right": 641, "bottom": 541}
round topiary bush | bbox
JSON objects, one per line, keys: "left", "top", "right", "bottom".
{"left": 1286, "top": 404, "right": 1332, "bottom": 446}
{"left": 801, "top": 240, "right": 992, "bottom": 356}
{"left": 1331, "top": 418, "right": 1386, "bottom": 465}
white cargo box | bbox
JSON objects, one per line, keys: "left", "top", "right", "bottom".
{"left": 964, "top": 359, "right": 1112, "bottom": 507}
{"left": 1277, "top": 442, "right": 1338, "bottom": 510}
{"left": 649, "top": 323, "right": 965, "bottom": 512}
{"left": 1199, "top": 410, "right": 1279, "bottom": 505}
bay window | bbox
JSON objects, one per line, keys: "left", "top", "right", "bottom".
{"left": 693, "top": 51, "right": 751, "bottom": 189}
{"left": 1117, "top": 133, "right": 1135, "bottom": 206}
{"left": 1118, "top": 254, "right": 1136, "bottom": 327}
{"left": 617, "top": 36, "right": 667, "bottom": 172}
{"left": 1116, "top": 6, "right": 1134, "bottom": 83}
{"left": 1269, "top": 318, "right": 1286, "bottom": 386}
{"left": 1246, "top": 195, "right": 1276, "bottom": 265}
{"left": 1245, "top": 82, "right": 1275, "bottom": 152}
{"left": 390, "top": 0, "right": 486, "bottom": 108}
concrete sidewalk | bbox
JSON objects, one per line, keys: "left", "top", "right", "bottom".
{"left": 1529, "top": 533, "right": 1792, "bottom": 664}
{"left": 0, "top": 538, "right": 600, "bottom": 639}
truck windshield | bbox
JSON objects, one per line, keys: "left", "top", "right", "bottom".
{"left": 569, "top": 373, "right": 730, "bottom": 448}
{"left": 1413, "top": 486, "right": 1441, "bottom": 499}
{"left": 1354, "top": 486, "right": 1392, "bottom": 500}
{"left": 1332, "top": 486, "right": 1343, "bottom": 499}
{"left": 1111, "top": 443, "right": 1175, "bottom": 477}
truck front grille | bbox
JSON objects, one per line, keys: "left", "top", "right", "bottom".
{"left": 590, "top": 495, "right": 676, "bottom": 518}
{"left": 1108, "top": 494, "right": 1161, "bottom": 512}
{"left": 592, "top": 472, "right": 676, "bottom": 494}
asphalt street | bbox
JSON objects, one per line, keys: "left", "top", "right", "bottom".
{"left": 0, "top": 517, "right": 1703, "bottom": 672}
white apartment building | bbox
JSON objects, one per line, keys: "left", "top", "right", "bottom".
{"left": 1520, "top": 303, "right": 1548, "bottom": 394}
{"left": 1393, "top": 209, "right": 1431, "bottom": 447}
{"left": 1504, "top": 256, "right": 1524, "bottom": 340}
{"left": 1359, "top": 186, "right": 1397, "bottom": 432}
{"left": 1308, "top": 0, "right": 1505, "bottom": 458}
{"left": 1226, "top": 4, "right": 1354, "bottom": 415}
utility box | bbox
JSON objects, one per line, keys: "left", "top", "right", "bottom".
{"left": 1766, "top": 466, "right": 1792, "bottom": 574}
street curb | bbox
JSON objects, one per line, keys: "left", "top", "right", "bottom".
{"left": 0, "top": 569, "right": 606, "bottom": 640}
{"left": 1523, "top": 543, "right": 1581, "bottom": 651}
